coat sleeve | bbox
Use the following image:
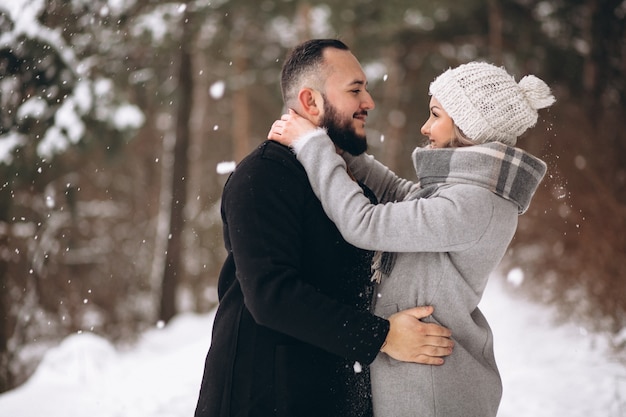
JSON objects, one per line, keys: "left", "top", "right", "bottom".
{"left": 222, "top": 148, "right": 388, "bottom": 364}
{"left": 343, "top": 152, "right": 418, "bottom": 204}
{"left": 294, "top": 133, "right": 494, "bottom": 253}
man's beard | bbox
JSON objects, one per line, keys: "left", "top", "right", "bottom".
{"left": 320, "top": 99, "right": 368, "bottom": 156}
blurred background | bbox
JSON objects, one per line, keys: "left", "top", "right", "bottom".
{"left": 0, "top": 0, "right": 624, "bottom": 393}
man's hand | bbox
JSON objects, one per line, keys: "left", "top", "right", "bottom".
{"left": 381, "top": 306, "right": 453, "bottom": 365}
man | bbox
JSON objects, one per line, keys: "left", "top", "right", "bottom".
{"left": 194, "top": 39, "right": 453, "bottom": 417}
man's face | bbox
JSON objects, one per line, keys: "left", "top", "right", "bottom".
{"left": 318, "top": 48, "right": 375, "bottom": 155}
{"left": 320, "top": 97, "right": 368, "bottom": 155}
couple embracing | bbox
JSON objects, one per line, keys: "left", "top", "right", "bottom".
{"left": 194, "top": 39, "right": 554, "bottom": 417}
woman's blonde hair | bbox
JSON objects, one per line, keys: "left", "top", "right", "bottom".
{"left": 447, "top": 125, "right": 476, "bottom": 148}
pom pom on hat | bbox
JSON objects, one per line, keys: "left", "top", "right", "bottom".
{"left": 429, "top": 62, "right": 555, "bottom": 146}
{"left": 519, "top": 75, "right": 556, "bottom": 110}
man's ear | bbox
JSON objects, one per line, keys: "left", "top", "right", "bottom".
{"left": 297, "top": 88, "right": 324, "bottom": 119}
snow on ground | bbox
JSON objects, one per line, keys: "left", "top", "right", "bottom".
{"left": 482, "top": 279, "right": 626, "bottom": 417}
{"left": 1, "top": 277, "right": 625, "bottom": 417}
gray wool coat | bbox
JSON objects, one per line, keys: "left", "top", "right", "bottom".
{"left": 291, "top": 130, "right": 546, "bottom": 417}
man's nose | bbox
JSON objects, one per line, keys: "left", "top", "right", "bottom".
{"left": 362, "top": 91, "right": 375, "bottom": 110}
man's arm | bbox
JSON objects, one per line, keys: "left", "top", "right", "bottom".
{"left": 223, "top": 146, "right": 387, "bottom": 364}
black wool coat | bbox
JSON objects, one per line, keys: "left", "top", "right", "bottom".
{"left": 194, "top": 141, "right": 389, "bottom": 417}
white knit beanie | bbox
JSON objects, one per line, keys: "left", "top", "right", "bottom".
{"left": 429, "top": 61, "right": 555, "bottom": 146}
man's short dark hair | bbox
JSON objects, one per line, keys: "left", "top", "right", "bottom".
{"left": 280, "top": 39, "right": 349, "bottom": 106}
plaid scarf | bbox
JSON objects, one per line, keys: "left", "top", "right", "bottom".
{"left": 371, "top": 142, "right": 547, "bottom": 284}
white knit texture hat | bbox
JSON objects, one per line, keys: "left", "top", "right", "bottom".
{"left": 429, "top": 62, "right": 555, "bottom": 146}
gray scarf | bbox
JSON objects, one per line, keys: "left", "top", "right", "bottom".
{"left": 371, "top": 141, "right": 547, "bottom": 284}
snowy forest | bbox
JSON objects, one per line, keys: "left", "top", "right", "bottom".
{"left": 0, "top": 0, "right": 624, "bottom": 394}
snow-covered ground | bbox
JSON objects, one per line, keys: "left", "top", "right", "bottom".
{"left": 1, "top": 277, "right": 625, "bottom": 417}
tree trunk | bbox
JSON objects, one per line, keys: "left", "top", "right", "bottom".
{"left": 379, "top": 46, "right": 404, "bottom": 173}
{"left": 0, "top": 201, "right": 11, "bottom": 393}
{"left": 160, "top": 10, "right": 194, "bottom": 323}
{"left": 232, "top": 36, "right": 251, "bottom": 162}
{"left": 295, "top": 2, "right": 313, "bottom": 42}
{"left": 488, "top": 0, "right": 503, "bottom": 65}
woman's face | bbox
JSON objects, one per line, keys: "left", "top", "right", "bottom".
{"left": 420, "top": 96, "right": 456, "bottom": 148}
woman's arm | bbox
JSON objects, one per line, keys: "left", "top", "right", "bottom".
{"left": 291, "top": 132, "right": 494, "bottom": 253}
{"left": 342, "top": 152, "right": 417, "bottom": 204}
{"left": 268, "top": 111, "right": 492, "bottom": 253}
{"left": 268, "top": 110, "right": 417, "bottom": 203}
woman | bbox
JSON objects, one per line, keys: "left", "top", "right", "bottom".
{"left": 268, "top": 61, "right": 555, "bottom": 416}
